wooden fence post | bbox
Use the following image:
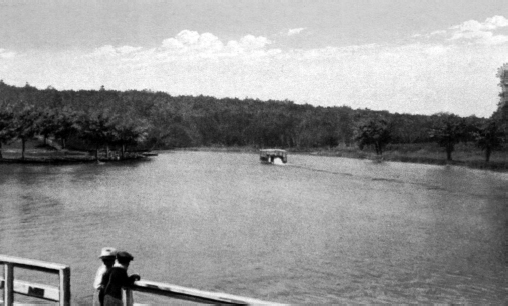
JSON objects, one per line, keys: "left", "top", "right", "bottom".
{"left": 4, "top": 263, "right": 14, "bottom": 306}
{"left": 59, "top": 267, "right": 71, "bottom": 306}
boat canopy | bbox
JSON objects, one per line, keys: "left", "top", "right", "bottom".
{"left": 260, "top": 149, "right": 287, "bottom": 154}
{"left": 259, "top": 149, "right": 288, "bottom": 163}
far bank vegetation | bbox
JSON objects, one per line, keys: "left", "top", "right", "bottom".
{"left": 0, "top": 66, "right": 506, "bottom": 169}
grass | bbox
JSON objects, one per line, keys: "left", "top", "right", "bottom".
{"left": 309, "top": 142, "right": 508, "bottom": 171}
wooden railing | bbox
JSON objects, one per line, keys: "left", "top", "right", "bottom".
{"left": 0, "top": 255, "right": 70, "bottom": 306}
{"left": 0, "top": 254, "right": 282, "bottom": 305}
{"left": 124, "top": 280, "right": 283, "bottom": 305}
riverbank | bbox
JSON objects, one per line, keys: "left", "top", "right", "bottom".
{"left": 179, "top": 143, "right": 508, "bottom": 172}
{"left": 0, "top": 141, "right": 152, "bottom": 164}
{"left": 1, "top": 140, "right": 506, "bottom": 171}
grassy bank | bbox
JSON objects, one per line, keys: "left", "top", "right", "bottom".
{"left": 306, "top": 143, "right": 508, "bottom": 172}
{"left": 0, "top": 140, "right": 149, "bottom": 164}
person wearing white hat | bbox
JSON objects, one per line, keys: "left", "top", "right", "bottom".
{"left": 92, "top": 247, "right": 117, "bottom": 306}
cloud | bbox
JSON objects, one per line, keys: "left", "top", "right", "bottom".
{"left": 90, "top": 30, "right": 275, "bottom": 62}
{"left": 428, "top": 30, "right": 446, "bottom": 37}
{"left": 448, "top": 15, "right": 508, "bottom": 45}
{"left": 91, "top": 45, "right": 143, "bottom": 56}
{"left": 417, "top": 15, "right": 508, "bottom": 45}
{"left": 160, "top": 30, "right": 272, "bottom": 53}
{"left": 116, "top": 46, "right": 143, "bottom": 54}
{"left": 287, "top": 28, "right": 306, "bottom": 36}
{"left": 0, "top": 48, "right": 16, "bottom": 59}
{"left": 1, "top": 27, "right": 506, "bottom": 118}
{"left": 226, "top": 34, "right": 271, "bottom": 52}
{"left": 161, "top": 30, "right": 224, "bottom": 52}
{"left": 422, "top": 44, "right": 450, "bottom": 56}
{"left": 484, "top": 15, "right": 508, "bottom": 29}
{"left": 451, "top": 15, "right": 508, "bottom": 32}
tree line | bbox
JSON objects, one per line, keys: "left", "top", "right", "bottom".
{"left": 0, "top": 68, "right": 506, "bottom": 162}
{"left": 355, "top": 113, "right": 505, "bottom": 162}
{"left": 353, "top": 64, "right": 506, "bottom": 162}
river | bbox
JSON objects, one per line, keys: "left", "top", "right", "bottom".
{"left": 0, "top": 151, "right": 506, "bottom": 304}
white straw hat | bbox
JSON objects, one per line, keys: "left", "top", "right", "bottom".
{"left": 99, "top": 247, "right": 117, "bottom": 258}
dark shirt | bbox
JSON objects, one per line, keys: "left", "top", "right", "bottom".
{"left": 103, "top": 267, "right": 137, "bottom": 300}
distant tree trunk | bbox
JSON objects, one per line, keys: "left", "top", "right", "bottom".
{"left": 485, "top": 147, "right": 492, "bottom": 162}
{"left": 122, "top": 145, "right": 126, "bottom": 159}
{"left": 446, "top": 146, "right": 452, "bottom": 161}
{"left": 95, "top": 144, "right": 99, "bottom": 161}
{"left": 21, "top": 138, "right": 26, "bottom": 160}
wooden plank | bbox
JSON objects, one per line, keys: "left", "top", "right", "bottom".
{"left": 129, "top": 280, "right": 284, "bottom": 305}
{"left": 0, "top": 278, "right": 59, "bottom": 302}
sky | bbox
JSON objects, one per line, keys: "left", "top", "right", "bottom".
{"left": 1, "top": 0, "right": 508, "bottom": 118}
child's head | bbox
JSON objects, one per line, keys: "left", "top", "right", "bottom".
{"left": 116, "top": 251, "right": 134, "bottom": 266}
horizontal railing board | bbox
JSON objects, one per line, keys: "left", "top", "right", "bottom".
{"left": 0, "top": 278, "right": 60, "bottom": 302}
{"left": 129, "top": 280, "right": 283, "bottom": 305}
{"left": 0, "top": 255, "right": 68, "bottom": 273}
{"left": 0, "top": 263, "right": 61, "bottom": 275}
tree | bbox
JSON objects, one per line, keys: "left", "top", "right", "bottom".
{"left": 494, "top": 63, "right": 508, "bottom": 131}
{"left": 354, "top": 118, "right": 391, "bottom": 155}
{"left": 337, "top": 107, "right": 354, "bottom": 146}
{"left": 78, "top": 111, "right": 117, "bottom": 161}
{"left": 0, "top": 110, "right": 15, "bottom": 159}
{"left": 54, "top": 108, "right": 80, "bottom": 149}
{"left": 473, "top": 120, "right": 505, "bottom": 162}
{"left": 112, "top": 118, "right": 148, "bottom": 158}
{"left": 12, "top": 107, "right": 41, "bottom": 160}
{"left": 429, "top": 113, "right": 465, "bottom": 161}
{"left": 38, "top": 109, "right": 59, "bottom": 145}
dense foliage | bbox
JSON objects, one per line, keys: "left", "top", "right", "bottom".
{"left": 473, "top": 120, "right": 505, "bottom": 162}
{"left": 0, "top": 77, "right": 506, "bottom": 161}
{"left": 354, "top": 117, "right": 391, "bottom": 155}
{"left": 428, "top": 114, "right": 465, "bottom": 161}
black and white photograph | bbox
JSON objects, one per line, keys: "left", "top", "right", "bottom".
{"left": 0, "top": 0, "right": 507, "bottom": 304}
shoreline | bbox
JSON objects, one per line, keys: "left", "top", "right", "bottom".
{"left": 1, "top": 146, "right": 506, "bottom": 172}
{"left": 0, "top": 157, "right": 151, "bottom": 165}
{"left": 0, "top": 151, "right": 153, "bottom": 165}
{"left": 176, "top": 146, "right": 508, "bottom": 172}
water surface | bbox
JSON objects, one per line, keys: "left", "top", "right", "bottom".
{"left": 0, "top": 152, "right": 506, "bottom": 304}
